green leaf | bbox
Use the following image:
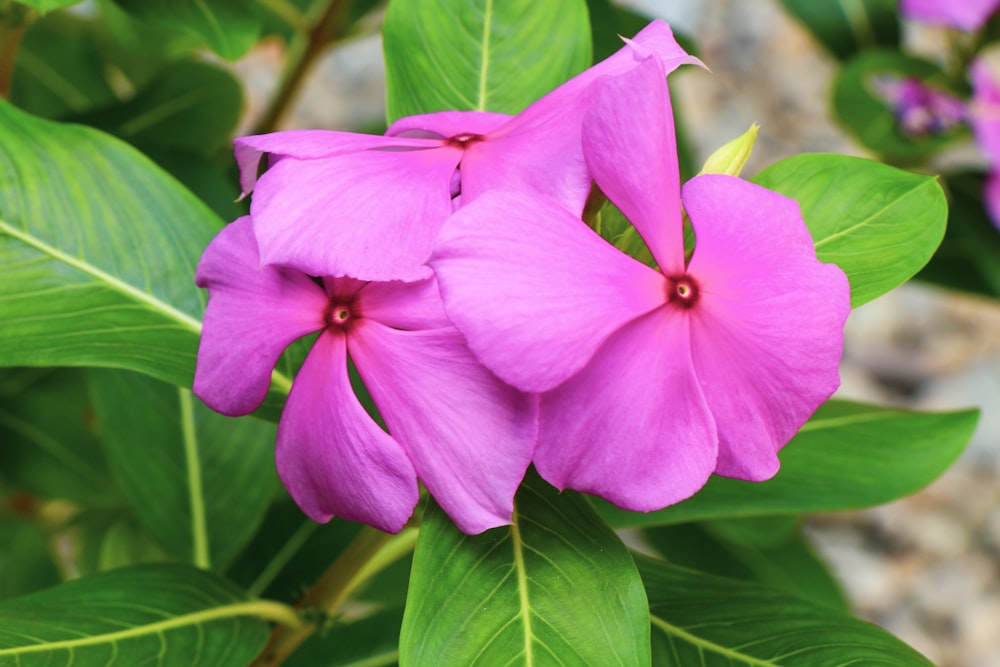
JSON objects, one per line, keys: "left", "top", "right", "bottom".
{"left": 112, "top": 0, "right": 262, "bottom": 60}
{"left": 598, "top": 400, "right": 978, "bottom": 527}
{"left": 0, "top": 564, "right": 297, "bottom": 665}
{"left": 832, "top": 50, "right": 968, "bottom": 162}
{"left": 0, "top": 368, "right": 117, "bottom": 504}
{"left": 383, "top": 0, "right": 592, "bottom": 120}
{"left": 400, "top": 470, "right": 649, "bottom": 667}
{"left": 286, "top": 607, "right": 403, "bottom": 667}
{"left": 644, "top": 518, "right": 849, "bottom": 611}
{"left": 12, "top": 0, "right": 83, "bottom": 11}
{"left": 918, "top": 172, "right": 1000, "bottom": 297}
{"left": 72, "top": 60, "right": 243, "bottom": 157}
{"left": 89, "top": 369, "right": 277, "bottom": 570}
{"left": 11, "top": 11, "right": 119, "bottom": 119}
{"left": 753, "top": 153, "right": 948, "bottom": 307}
{"left": 0, "top": 101, "right": 210, "bottom": 385}
{"left": 68, "top": 510, "right": 171, "bottom": 576}
{"left": 639, "top": 555, "right": 934, "bottom": 666}
{"left": 0, "top": 517, "right": 61, "bottom": 600}
{"left": 777, "top": 0, "right": 899, "bottom": 60}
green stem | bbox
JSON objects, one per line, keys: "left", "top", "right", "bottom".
{"left": 179, "top": 388, "right": 211, "bottom": 570}
{"left": 246, "top": 519, "right": 319, "bottom": 598}
{"left": 251, "top": 0, "right": 352, "bottom": 134}
{"left": 250, "top": 526, "right": 418, "bottom": 666}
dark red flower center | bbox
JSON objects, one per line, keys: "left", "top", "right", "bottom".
{"left": 324, "top": 300, "right": 356, "bottom": 330}
{"left": 445, "top": 133, "right": 485, "bottom": 148}
{"left": 666, "top": 274, "right": 700, "bottom": 309}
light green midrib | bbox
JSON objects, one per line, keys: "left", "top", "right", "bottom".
{"left": 0, "top": 218, "right": 295, "bottom": 396}
{"left": 812, "top": 181, "right": 932, "bottom": 249}
{"left": 510, "top": 507, "right": 534, "bottom": 665}
{"left": 0, "top": 219, "right": 203, "bottom": 334}
{"left": 0, "top": 600, "right": 300, "bottom": 656}
{"left": 650, "top": 614, "right": 778, "bottom": 667}
{"left": 476, "top": 0, "right": 494, "bottom": 111}
{"left": 179, "top": 388, "right": 210, "bottom": 569}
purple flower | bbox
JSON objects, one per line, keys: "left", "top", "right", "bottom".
{"left": 429, "top": 58, "right": 851, "bottom": 511}
{"left": 900, "top": 0, "right": 1000, "bottom": 31}
{"left": 193, "top": 217, "right": 536, "bottom": 534}
{"left": 233, "top": 20, "right": 700, "bottom": 281}
{"left": 872, "top": 75, "right": 967, "bottom": 138}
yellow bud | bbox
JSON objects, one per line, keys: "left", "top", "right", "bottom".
{"left": 698, "top": 124, "right": 759, "bottom": 177}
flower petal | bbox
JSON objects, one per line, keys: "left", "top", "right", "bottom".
{"left": 430, "top": 190, "right": 666, "bottom": 392}
{"left": 460, "top": 19, "right": 700, "bottom": 214}
{"left": 349, "top": 320, "right": 536, "bottom": 534}
{"left": 357, "top": 277, "right": 452, "bottom": 331}
{"left": 582, "top": 56, "right": 684, "bottom": 273}
{"left": 971, "top": 58, "right": 1000, "bottom": 166}
{"left": 386, "top": 110, "right": 512, "bottom": 139}
{"left": 534, "top": 307, "right": 718, "bottom": 511}
{"left": 683, "top": 175, "right": 850, "bottom": 480}
{"left": 276, "top": 331, "right": 419, "bottom": 533}
{"left": 250, "top": 146, "right": 462, "bottom": 280}
{"left": 900, "top": 0, "right": 1000, "bottom": 30}
{"left": 193, "top": 216, "right": 327, "bottom": 416}
{"left": 234, "top": 131, "right": 439, "bottom": 195}
{"left": 983, "top": 171, "right": 1000, "bottom": 231}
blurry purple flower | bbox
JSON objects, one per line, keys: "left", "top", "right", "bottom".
{"left": 900, "top": 0, "right": 1000, "bottom": 31}
{"left": 233, "top": 20, "right": 701, "bottom": 282}
{"left": 872, "top": 74, "right": 967, "bottom": 137}
{"left": 193, "top": 217, "right": 536, "bottom": 534}
{"left": 429, "top": 58, "right": 850, "bottom": 511}
{"left": 970, "top": 58, "right": 1000, "bottom": 229}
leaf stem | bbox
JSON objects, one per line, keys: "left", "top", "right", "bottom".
{"left": 251, "top": 0, "right": 353, "bottom": 134}
{"left": 246, "top": 518, "right": 319, "bottom": 598}
{"left": 251, "top": 525, "right": 417, "bottom": 666}
{"left": 0, "top": 3, "right": 34, "bottom": 101}
{"left": 179, "top": 388, "right": 211, "bottom": 569}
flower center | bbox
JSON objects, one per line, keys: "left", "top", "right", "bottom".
{"left": 325, "top": 301, "right": 355, "bottom": 330}
{"left": 666, "top": 274, "right": 700, "bottom": 309}
{"left": 445, "top": 133, "right": 485, "bottom": 148}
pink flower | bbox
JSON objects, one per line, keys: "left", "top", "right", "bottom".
{"left": 969, "top": 58, "right": 1000, "bottom": 229}
{"left": 900, "top": 0, "right": 1000, "bottom": 31}
{"left": 429, "top": 58, "right": 850, "bottom": 511}
{"left": 872, "top": 75, "right": 966, "bottom": 137}
{"left": 193, "top": 217, "right": 536, "bottom": 534}
{"left": 233, "top": 20, "right": 700, "bottom": 282}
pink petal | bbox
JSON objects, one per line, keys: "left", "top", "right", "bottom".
{"left": 349, "top": 320, "right": 536, "bottom": 534}
{"left": 534, "top": 308, "right": 718, "bottom": 511}
{"left": 901, "top": 0, "right": 1000, "bottom": 30}
{"left": 234, "top": 131, "right": 440, "bottom": 195}
{"left": 682, "top": 175, "right": 850, "bottom": 480}
{"left": 459, "top": 19, "right": 701, "bottom": 214}
{"left": 971, "top": 58, "right": 1000, "bottom": 166}
{"left": 386, "top": 110, "right": 512, "bottom": 139}
{"left": 193, "top": 217, "right": 327, "bottom": 416}
{"left": 250, "top": 146, "right": 462, "bottom": 280}
{"left": 275, "top": 331, "right": 419, "bottom": 533}
{"left": 582, "top": 57, "right": 685, "bottom": 274}
{"left": 430, "top": 190, "right": 666, "bottom": 393}
{"left": 356, "top": 277, "right": 452, "bottom": 331}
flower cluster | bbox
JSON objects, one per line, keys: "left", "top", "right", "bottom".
{"left": 194, "top": 20, "right": 850, "bottom": 534}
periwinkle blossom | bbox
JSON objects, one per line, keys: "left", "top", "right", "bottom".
{"left": 232, "top": 19, "right": 700, "bottom": 281}
{"left": 970, "top": 57, "right": 1000, "bottom": 229}
{"left": 872, "top": 75, "right": 966, "bottom": 138}
{"left": 429, "top": 58, "right": 851, "bottom": 511}
{"left": 193, "top": 217, "right": 536, "bottom": 534}
{"left": 900, "top": 0, "right": 1000, "bottom": 31}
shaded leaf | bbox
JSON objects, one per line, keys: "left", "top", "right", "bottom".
{"left": 777, "top": 0, "right": 899, "bottom": 59}
{"left": 0, "top": 564, "right": 295, "bottom": 665}
{"left": 112, "top": 0, "right": 262, "bottom": 60}
{"left": 598, "top": 400, "right": 978, "bottom": 526}
{"left": 0, "top": 517, "right": 61, "bottom": 600}
{"left": 639, "top": 555, "right": 933, "bottom": 666}
{"left": 754, "top": 153, "right": 948, "bottom": 306}
{"left": 400, "top": 470, "right": 649, "bottom": 667}
{"left": 89, "top": 369, "right": 276, "bottom": 570}
{"left": 286, "top": 607, "right": 402, "bottom": 667}
{"left": 384, "top": 0, "right": 592, "bottom": 119}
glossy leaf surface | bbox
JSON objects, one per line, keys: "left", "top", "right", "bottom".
{"left": 400, "top": 471, "right": 649, "bottom": 667}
